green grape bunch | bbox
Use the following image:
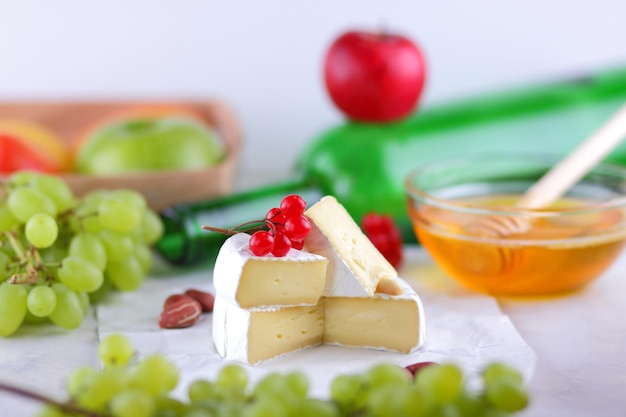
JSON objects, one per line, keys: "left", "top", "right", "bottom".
{"left": 0, "top": 171, "right": 163, "bottom": 337}
{"left": 23, "top": 334, "right": 529, "bottom": 417}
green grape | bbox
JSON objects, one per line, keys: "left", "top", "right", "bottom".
{"left": 290, "top": 398, "right": 339, "bottom": 417}
{"left": 99, "top": 333, "right": 135, "bottom": 367}
{"left": 454, "top": 392, "right": 484, "bottom": 417}
{"left": 284, "top": 371, "right": 309, "bottom": 399}
{"left": 57, "top": 256, "right": 104, "bottom": 293}
{"left": 98, "top": 197, "right": 142, "bottom": 233}
{"left": 0, "top": 204, "right": 18, "bottom": 232}
{"left": 25, "top": 213, "right": 59, "bottom": 248}
{"left": 482, "top": 362, "right": 524, "bottom": 385}
{"left": 38, "top": 242, "right": 68, "bottom": 264}
{"left": 484, "top": 378, "right": 529, "bottom": 412}
{"left": 27, "top": 285, "right": 57, "bottom": 317}
{"left": 183, "top": 409, "right": 214, "bottom": 417}
{"left": 67, "top": 366, "right": 98, "bottom": 397}
{"left": 105, "top": 257, "right": 144, "bottom": 291}
{"left": 188, "top": 379, "right": 221, "bottom": 403}
{"left": 110, "top": 389, "right": 156, "bottom": 417}
{"left": 414, "top": 363, "right": 464, "bottom": 404}
{"left": 49, "top": 283, "right": 85, "bottom": 330}
{"left": 216, "top": 364, "right": 249, "bottom": 399}
{"left": 134, "top": 244, "right": 153, "bottom": 273}
{"left": 0, "top": 282, "right": 28, "bottom": 336}
{"left": 329, "top": 374, "right": 368, "bottom": 411}
{"left": 99, "top": 230, "right": 134, "bottom": 261}
{"left": 367, "top": 385, "right": 427, "bottom": 417}
{"left": 88, "top": 278, "right": 112, "bottom": 304}
{"left": 366, "top": 363, "right": 411, "bottom": 388}
{"left": 70, "top": 205, "right": 104, "bottom": 234}
{"left": 77, "top": 366, "right": 128, "bottom": 410}
{"left": 242, "top": 398, "right": 289, "bottom": 417}
{"left": 68, "top": 233, "right": 107, "bottom": 271}
{"left": 156, "top": 396, "right": 189, "bottom": 417}
{"left": 141, "top": 209, "right": 164, "bottom": 244}
{"left": 7, "top": 170, "right": 37, "bottom": 186}
{"left": 82, "top": 190, "right": 112, "bottom": 209}
{"left": 23, "top": 310, "right": 49, "bottom": 324}
{"left": 214, "top": 402, "right": 245, "bottom": 417}
{"left": 129, "top": 355, "right": 179, "bottom": 397}
{"left": 6, "top": 186, "right": 57, "bottom": 222}
{"left": 111, "top": 189, "right": 147, "bottom": 211}
{"left": 77, "top": 291, "right": 90, "bottom": 315}
{"left": 0, "top": 251, "right": 12, "bottom": 282}
{"left": 30, "top": 174, "right": 76, "bottom": 213}
{"left": 34, "top": 405, "right": 68, "bottom": 417}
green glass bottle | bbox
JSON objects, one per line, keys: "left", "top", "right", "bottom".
{"left": 156, "top": 66, "right": 626, "bottom": 266}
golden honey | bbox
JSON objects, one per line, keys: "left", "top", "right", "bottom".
{"left": 408, "top": 195, "right": 626, "bottom": 296}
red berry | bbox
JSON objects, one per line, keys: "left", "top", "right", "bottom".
{"left": 271, "top": 231, "right": 292, "bottom": 257}
{"left": 405, "top": 361, "right": 437, "bottom": 378}
{"left": 361, "top": 213, "right": 403, "bottom": 268}
{"left": 249, "top": 231, "right": 275, "bottom": 256}
{"left": 284, "top": 215, "right": 311, "bottom": 241}
{"left": 368, "top": 232, "right": 391, "bottom": 254}
{"left": 290, "top": 239, "right": 304, "bottom": 250}
{"left": 266, "top": 207, "right": 286, "bottom": 224}
{"left": 280, "top": 194, "right": 306, "bottom": 217}
{"left": 362, "top": 212, "right": 385, "bottom": 234}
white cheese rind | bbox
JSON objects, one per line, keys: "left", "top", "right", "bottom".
{"left": 212, "top": 294, "right": 325, "bottom": 365}
{"left": 304, "top": 196, "right": 398, "bottom": 297}
{"left": 323, "top": 277, "right": 426, "bottom": 353}
{"left": 213, "top": 233, "right": 328, "bottom": 308}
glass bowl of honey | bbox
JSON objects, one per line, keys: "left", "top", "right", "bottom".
{"left": 405, "top": 153, "right": 626, "bottom": 296}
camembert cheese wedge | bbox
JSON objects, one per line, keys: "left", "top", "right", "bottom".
{"left": 304, "top": 196, "right": 397, "bottom": 297}
{"left": 213, "top": 233, "right": 328, "bottom": 308}
{"left": 324, "top": 277, "right": 425, "bottom": 353}
{"left": 212, "top": 295, "right": 325, "bottom": 365}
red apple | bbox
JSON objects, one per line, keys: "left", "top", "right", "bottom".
{"left": 323, "top": 30, "right": 426, "bottom": 123}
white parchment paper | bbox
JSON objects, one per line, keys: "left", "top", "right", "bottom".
{"left": 97, "top": 247, "right": 537, "bottom": 399}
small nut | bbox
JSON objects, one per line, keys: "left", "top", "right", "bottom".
{"left": 163, "top": 293, "right": 187, "bottom": 309}
{"left": 375, "top": 278, "right": 404, "bottom": 296}
{"left": 159, "top": 295, "right": 202, "bottom": 329}
{"left": 184, "top": 289, "right": 215, "bottom": 312}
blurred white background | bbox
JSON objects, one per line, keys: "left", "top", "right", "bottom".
{"left": 1, "top": 0, "right": 625, "bottom": 184}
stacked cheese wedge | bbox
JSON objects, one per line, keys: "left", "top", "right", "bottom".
{"left": 212, "top": 196, "right": 426, "bottom": 365}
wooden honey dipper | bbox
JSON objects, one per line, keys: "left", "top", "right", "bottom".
{"left": 468, "top": 103, "right": 626, "bottom": 237}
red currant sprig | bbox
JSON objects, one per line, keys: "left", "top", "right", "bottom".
{"left": 361, "top": 212, "right": 403, "bottom": 268}
{"left": 202, "top": 194, "right": 311, "bottom": 257}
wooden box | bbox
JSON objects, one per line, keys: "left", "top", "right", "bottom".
{"left": 0, "top": 101, "right": 242, "bottom": 210}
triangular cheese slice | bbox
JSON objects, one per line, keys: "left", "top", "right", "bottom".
{"left": 304, "top": 196, "right": 397, "bottom": 297}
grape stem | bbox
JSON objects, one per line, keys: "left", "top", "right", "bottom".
{"left": 3, "top": 231, "right": 26, "bottom": 262}
{"left": 0, "top": 381, "right": 103, "bottom": 417}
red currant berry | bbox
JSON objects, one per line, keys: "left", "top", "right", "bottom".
{"left": 280, "top": 194, "right": 306, "bottom": 217}
{"left": 271, "top": 231, "right": 292, "bottom": 257}
{"left": 249, "top": 231, "right": 275, "bottom": 256}
{"left": 362, "top": 212, "right": 386, "bottom": 234}
{"left": 284, "top": 215, "right": 311, "bottom": 241}
{"left": 368, "top": 233, "right": 391, "bottom": 254}
{"left": 290, "top": 239, "right": 304, "bottom": 250}
{"left": 266, "top": 207, "right": 286, "bottom": 224}
{"left": 361, "top": 213, "right": 403, "bottom": 268}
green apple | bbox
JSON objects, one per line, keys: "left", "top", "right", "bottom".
{"left": 75, "top": 116, "right": 225, "bottom": 174}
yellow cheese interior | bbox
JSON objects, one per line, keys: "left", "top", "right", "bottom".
{"left": 236, "top": 257, "right": 328, "bottom": 308}
{"left": 247, "top": 303, "right": 325, "bottom": 364}
{"left": 323, "top": 297, "right": 420, "bottom": 353}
